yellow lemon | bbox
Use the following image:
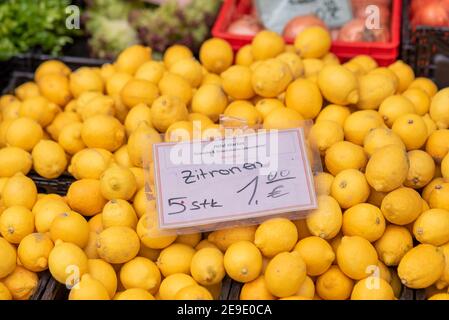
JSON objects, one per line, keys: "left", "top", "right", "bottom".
{"left": 252, "top": 59, "right": 292, "bottom": 98}
{"left": 2, "top": 266, "right": 38, "bottom": 300}
{"left": 124, "top": 103, "right": 152, "bottom": 136}
{"left": 68, "top": 148, "right": 113, "bottom": 180}
{"left": 318, "top": 65, "right": 358, "bottom": 105}
{"left": 114, "top": 145, "right": 133, "bottom": 168}
{"left": 285, "top": 78, "right": 322, "bottom": 119}
{"left": 87, "top": 259, "right": 117, "bottom": 298}
{"left": 120, "top": 78, "right": 159, "bottom": 109}
{"left": 303, "top": 58, "right": 325, "bottom": 82}
{"left": 365, "top": 144, "right": 409, "bottom": 192}
{"left": 322, "top": 52, "right": 340, "bottom": 65}
{"left": 190, "top": 248, "right": 225, "bottom": 286}
{"left": 356, "top": 73, "right": 396, "bottom": 110}
{"left": 163, "top": 44, "right": 193, "bottom": 69}
{"left": 308, "top": 120, "right": 344, "bottom": 156}
{"left": 106, "top": 72, "right": 132, "bottom": 96}
{"left": 127, "top": 122, "right": 162, "bottom": 167}
{"left": 69, "top": 67, "right": 104, "bottom": 98}
{"left": 405, "top": 150, "right": 435, "bottom": 188}
{"left": 381, "top": 187, "right": 422, "bottom": 225}
{"left": 156, "top": 243, "right": 195, "bottom": 277}
{"left": 263, "top": 107, "right": 304, "bottom": 129}
{"left": 443, "top": 153, "right": 449, "bottom": 179}
{"left": 195, "top": 240, "right": 218, "bottom": 250}
{"left": 224, "top": 241, "right": 262, "bottom": 283}
{"left": 175, "top": 233, "right": 202, "bottom": 248}
{"left": 84, "top": 232, "right": 99, "bottom": 259}
{"left": 102, "top": 199, "right": 137, "bottom": 229}
{"left": 325, "top": 141, "right": 367, "bottom": 175}
{"left": 343, "top": 110, "right": 384, "bottom": 146}
{"left": 158, "top": 273, "right": 197, "bottom": 300}
{"left": 369, "top": 67, "right": 399, "bottom": 91}
{"left": 294, "top": 26, "right": 331, "bottom": 59}
{"left": 67, "top": 179, "right": 107, "bottom": 217}
{"left": 115, "top": 45, "right": 151, "bottom": 75}
{"left": 0, "top": 205, "right": 33, "bottom": 244}
{"left": 306, "top": 195, "right": 342, "bottom": 240}
{"left": 38, "top": 73, "right": 72, "bottom": 107}
{"left": 200, "top": 38, "right": 233, "bottom": 74}
{"left": 223, "top": 100, "right": 261, "bottom": 126}
{"left": 0, "top": 237, "right": 16, "bottom": 278}
{"left": 409, "top": 77, "right": 438, "bottom": 97}
{"left": 164, "top": 120, "right": 193, "bottom": 142}
{"left": 19, "top": 96, "right": 60, "bottom": 126}
{"left": 58, "top": 123, "right": 85, "bottom": 155}
{"left": 426, "top": 129, "right": 449, "bottom": 163}
{"left": 315, "top": 104, "right": 351, "bottom": 126}
{"left": 413, "top": 208, "right": 449, "bottom": 246}
{"left": 430, "top": 88, "right": 449, "bottom": 129}
{"left": 151, "top": 95, "right": 188, "bottom": 132}
{"left": 50, "top": 211, "right": 89, "bottom": 248}
{"left": 0, "top": 147, "right": 32, "bottom": 177}
{"left": 342, "top": 203, "right": 386, "bottom": 242}
{"left": 170, "top": 58, "right": 203, "bottom": 88}
{"left": 77, "top": 94, "right": 115, "bottom": 121}
{"left": 240, "top": 275, "right": 276, "bottom": 300}
{"left": 337, "top": 236, "right": 378, "bottom": 280}
{"left": 2, "top": 174, "right": 37, "bottom": 209}
{"left": 221, "top": 65, "right": 255, "bottom": 100}
{"left": 208, "top": 226, "right": 256, "bottom": 251}
{"left": 81, "top": 115, "right": 125, "bottom": 152}
{"left": 5, "top": 117, "right": 43, "bottom": 151}
{"left": 201, "top": 73, "right": 222, "bottom": 86}
{"left": 97, "top": 226, "right": 140, "bottom": 264}
{"left": 251, "top": 30, "right": 285, "bottom": 60}
{"left": 378, "top": 95, "right": 416, "bottom": 127}
{"left": 363, "top": 127, "right": 405, "bottom": 157}
{"left": 316, "top": 265, "right": 354, "bottom": 300}
{"left": 422, "top": 177, "right": 446, "bottom": 203}
{"left": 135, "top": 61, "right": 165, "bottom": 84}
{"left": 294, "top": 236, "right": 335, "bottom": 276}
{"left": 191, "top": 84, "right": 227, "bottom": 122}
{"left": 403, "top": 88, "right": 431, "bottom": 115}
{"left": 100, "top": 164, "right": 137, "bottom": 201}
{"left": 436, "top": 242, "right": 449, "bottom": 289}
{"left": 1, "top": 100, "right": 21, "bottom": 121}
{"left": 33, "top": 196, "right": 70, "bottom": 233}
{"left": 429, "top": 293, "right": 449, "bottom": 300}
{"left": 48, "top": 240, "right": 88, "bottom": 286}
{"left": 254, "top": 98, "right": 284, "bottom": 120}
{"left": 31, "top": 140, "right": 67, "bottom": 179}
{"left": 423, "top": 114, "right": 437, "bottom": 137}
{"left": 388, "top": 60, "right": 415, "bottom": 93}
{"left": 392, "top": 113, "right": 428, "bottom": 150}
{"left": 35, "top": 60, "right": 71, "bottom": 81}
{"left": 136, "top": 213, "right": 177, "bottom": 249}
{"left": 158, "top": 72, "right": 192, "bottom": 105}
{"left": 120, "top": 257, "right": 161, "bottom": 294}
{"left": 235, "top": 44, "right": 254, "bottom": 66}
{"left": 331, "top": 169, "right": 370, "bottom": 209}
{"left": 175, "top": 284, "right": 213, "bottom": 300}
{"left": 398, "top": 244, "right": 444, "bottom": 289}
{"left": 69, "top": 274, "right": 110, "bottom": 300}
{"left": 254, "top": 218, "right": 298, "bottom": 258}
{"left": 47, "top": 111, "right": 81, "bottom": 141}
{"left": 351, "top": 276, "right": 395, "bottom": 300}
{"left": 314, "top": 172, "right": 334, "bottom": 196}
{"left": 277, "top": 52, "right": 304, "bottom": 79}
{"left": 265, "top": 251, "right": 307, "bottom": 297}
{"left": 374, "top": 225, "right": 413, "bottom": 266}
{"left": 295, "top": 275, "right": 315, "bottom": 299}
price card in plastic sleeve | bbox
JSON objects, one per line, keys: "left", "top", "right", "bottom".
{"left": 152, "top": 128, "right": 317, "bottom": 230}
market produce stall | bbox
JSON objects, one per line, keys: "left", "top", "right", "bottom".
{"left": 1, "top": 0, "right": 449, "bottom": 304}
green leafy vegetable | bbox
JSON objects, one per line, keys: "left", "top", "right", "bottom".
{"left": 0, "top": 0, "right": 81, "bottom": 60}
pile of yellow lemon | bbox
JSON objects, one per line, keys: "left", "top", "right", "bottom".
{"left": 1, "top": 25, "right": 449, "bottom": 300}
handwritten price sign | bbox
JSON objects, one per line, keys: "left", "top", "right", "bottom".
{"left": 153, "top": 128, "right": 317, "bottom": 230}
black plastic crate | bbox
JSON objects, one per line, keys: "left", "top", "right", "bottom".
{"left": 401, "top": 0, "right": 449, "bottom": 88}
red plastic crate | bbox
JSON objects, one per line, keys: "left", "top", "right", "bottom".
{"left": 212, "top": 0, "right": 402, "bottom": 66}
